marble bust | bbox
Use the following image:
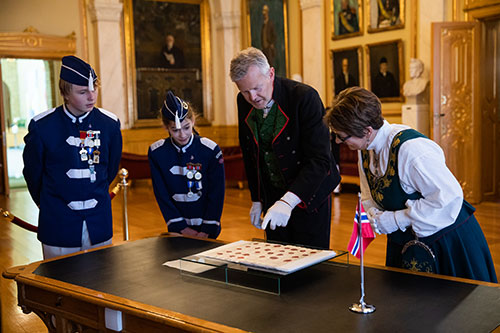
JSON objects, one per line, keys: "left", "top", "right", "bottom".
{"left": 403, "top": 58, "right": 428, "bottom": 97}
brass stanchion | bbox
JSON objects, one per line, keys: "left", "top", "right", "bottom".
{"left": 119, "top": 168, "right": 130, "bottom": 241}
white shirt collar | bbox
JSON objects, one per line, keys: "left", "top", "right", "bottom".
{"left": 63, "top": 104, "right": 91, "bottom": 123}
{"left": 367, "top": 120, "right": 391, "bottom": 154}
{"left": 171, "top": 134, "right": 194, "bottom": 153}
{"left": 262, "top": 99, "right": 275, "bottom": 118}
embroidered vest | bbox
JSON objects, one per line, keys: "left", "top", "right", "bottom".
{"left": 247, "top": 104, "right": 287, "bottom": 189}
{"left": 361, "top": 129, "right": 426, "bottom": 211}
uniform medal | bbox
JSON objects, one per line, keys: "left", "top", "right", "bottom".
{"left": 186, "top": 164, "right": 194, "bottom": 197}
{"left": 194, "top": 164, "right": 202, "bottom": 195}
{"left": 89, "top": 165, "right": 96, "bottom": 183}
{"left": 80, "top": 148, "right": 88, "bottom": 161}
{"left": 186, "top": 163, "right": 202, "bottom": 196}
{"left": 79, "top": 131, "right": 88, "bottom": 161}
{"left": 78, "top": 129, "right": 101, "bottom": 182}
{"left": 92, "top": 130, "right": 101, "bottom": 165}
{"left": 93, "top": 150, "right": 100, "bottom": 164}
{"left": 94, "top": 132, "right": 101, "bottom": 147}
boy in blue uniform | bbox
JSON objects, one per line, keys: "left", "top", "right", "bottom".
{"left": 23, "top": 55, "right": 122, "bottom": 259}
{"left": 149, "top": 91, "right": 225, "bottom": 238}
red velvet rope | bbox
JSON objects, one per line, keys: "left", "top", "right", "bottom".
{"left": 2, "top": 185, "right": 121, "bottom": 233}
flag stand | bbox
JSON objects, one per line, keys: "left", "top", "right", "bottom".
{"left": 349, "top": 193, "right": 376, "bottom": 314}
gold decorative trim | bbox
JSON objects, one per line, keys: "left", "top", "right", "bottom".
{"left": 410, "top": 0, "right": 417, "bottom": 58}
{"left": 464, "top": 2, "right": 500, "bottom": 19}
{"left": 464, "top": 0, "right": 500, "bottom": 12}
{"left": 0, "top": 28, "right": 76, "bottom": 59}
{"left": 80, "top": 0, "right": 90, "bottom": 61}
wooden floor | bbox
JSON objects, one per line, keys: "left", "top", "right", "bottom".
{"left": 1, "top": 182, "right": 499, "bottom": 332}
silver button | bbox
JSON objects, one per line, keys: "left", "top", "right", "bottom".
{"left": 292, "top": 150, "right": 296, "bottom": 154}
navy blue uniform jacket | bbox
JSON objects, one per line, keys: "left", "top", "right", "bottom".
{"left": 23, "top": 106, "right": 122, "bottom": 247}
{"left": 148, "top": 135, "right": 225, "bottom": 238}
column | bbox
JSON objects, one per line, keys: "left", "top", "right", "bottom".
{"left": 299, "top": 0, "right": 325, "bottom": 102}
{"left": 88, "top": 0, "right": 128, "bottom": 127}
{"left": 209, "top": 0, "right": 241, "bottom": 126}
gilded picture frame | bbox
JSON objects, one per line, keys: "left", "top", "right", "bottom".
{"left": 246, "top": 0, "right": 289, "bottom": 77}
{"left": 332, "top": 0, "right": 363, "bottom": 40}
{"left": 367, "top": 0, "right": 405, "bottom": 33}
{"left": 366, "top": 39, "right": 404, "bottom": 102}
{"left": 331, "top": 46, "right": 363, "bottom": 96}
{"left": 123, "top": 0, "right": 212, "bottom": 127}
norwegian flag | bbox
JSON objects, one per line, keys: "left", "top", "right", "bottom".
{"left": 347, "top": 202, "right": 376, "bottom": 259}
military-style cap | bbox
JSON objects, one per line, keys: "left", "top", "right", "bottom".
{"left": 162, "top": 90, "right": 188, "bottom": 129}
{"left": 60, "top": 55, "right": 97, "bottom": 91}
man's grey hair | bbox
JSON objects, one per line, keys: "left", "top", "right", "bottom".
{"left": 229, "top": 47, "right": 270, "bottom": 82}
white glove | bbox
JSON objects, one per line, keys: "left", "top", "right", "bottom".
{"left": 249, "top": 202, "right": 263, "bottom": 229}
{"left": 366, "top": 207, "right": 399, "bottom": 234}
{"left": 261, "top": 200, "right": 293, "bottom": 230}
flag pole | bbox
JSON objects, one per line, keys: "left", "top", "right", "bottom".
{"left": 349, "top": 192, "right": 376, "bottom": 314}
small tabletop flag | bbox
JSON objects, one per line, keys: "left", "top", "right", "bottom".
{"left": 347, "top": 202, "right": 376, "bottom": 259}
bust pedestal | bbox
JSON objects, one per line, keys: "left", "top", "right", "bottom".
{"left": 402, "top": 81, "right": 430, "bottom": 136}
{"left": 402, "top": 104, "right": 429, "bottom": 137}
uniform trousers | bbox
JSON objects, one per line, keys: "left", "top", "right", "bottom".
{"left": 42, "top": 221, "right": 112, "bottom": 260}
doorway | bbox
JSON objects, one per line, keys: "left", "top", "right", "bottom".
{"left": 0, "top": 58, "right": 62, "bottom": 190}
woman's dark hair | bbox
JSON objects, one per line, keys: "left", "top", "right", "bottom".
{"left": 325, "top": 87, "right": 384, "bottom": 138}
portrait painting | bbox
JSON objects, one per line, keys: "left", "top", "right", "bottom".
{"left": 366, "top": 39, "right": 404, "bottom": 102}
{"left": 368, "top": 0, "right": 404, "bottom": 33}
{"left": 124, "top": 0, "right": 210, "bottom": 126}
{"left": 247, "top": 0, "right": 288, "bottom": 77}
{"left": 332, "top": 46, "right": 362, "bottom": 96}
{"left": 332, "top": 0, "right": 363, "bottom": 40}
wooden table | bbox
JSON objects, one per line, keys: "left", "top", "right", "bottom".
{"left": 4, "top": 235, "right": 500, "bottom": 332}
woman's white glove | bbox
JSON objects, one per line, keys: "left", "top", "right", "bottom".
{"left": 249, "top": 202, "right": 263, "bottom": 229}
{"left": 366, "top": 207, "right": 399, "bottom": 234}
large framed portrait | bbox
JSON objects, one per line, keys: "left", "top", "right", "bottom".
{"left": 366, "top": 39, "right": 404, "bottom": 102}
{"left": 331, "top": 46, "right": 362, "bottom": 96}
{"left": 367, "top": 0, "right": 404, "bottom": 33}
{"left": 123, "top": 0, "right": 211, "bottom": 127}
{"left": 246, "top": 0, "right": 288, "bottom": 77}
{"left": 332, "top": 0, "right": 363, "bottom": 40}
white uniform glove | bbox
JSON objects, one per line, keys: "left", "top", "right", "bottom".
{"left": 366, "top": 207, "right": 399, "bottom": 234}
{"left": 261, "top": 200, "right": 293, "bottom": 230}
{"left": 249, "top": 202, "right": 263, "bottom": 229}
